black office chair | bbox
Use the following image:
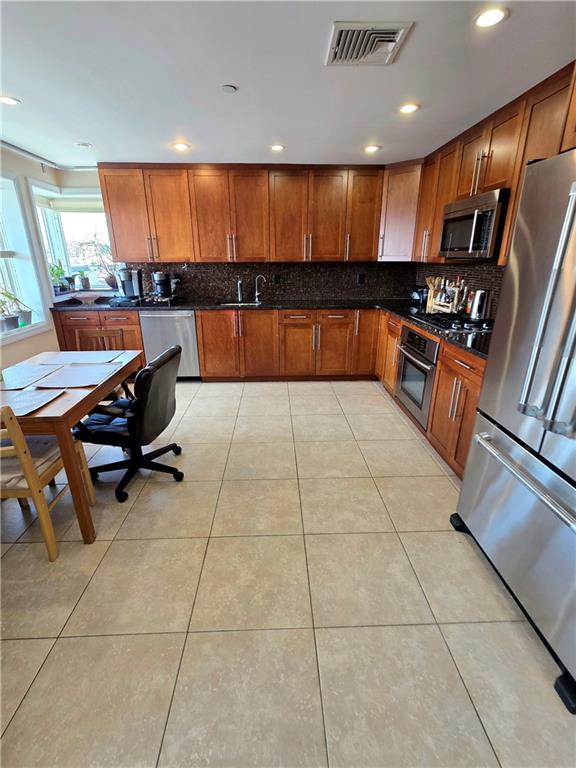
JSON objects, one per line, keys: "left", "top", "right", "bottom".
{"left": 74, "top": 345, "right": 184, "bottom": 502}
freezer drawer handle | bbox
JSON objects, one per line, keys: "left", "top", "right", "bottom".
{"left": 476, "top": 433, "right": 576, "bottom": 531}
{"left": 517, "top": 182, "right": 576, "bottom": 419}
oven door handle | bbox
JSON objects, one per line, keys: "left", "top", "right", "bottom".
{"left": 398, "top": 345, "right": 434, "bottom": 372}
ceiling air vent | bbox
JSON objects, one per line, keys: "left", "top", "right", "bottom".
{"left": 326, "top": 21, "right": 413, "bottom": 66}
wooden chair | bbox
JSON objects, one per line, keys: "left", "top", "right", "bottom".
{"left": 0, "top": 406, "right": 96, "bottom": 561}
{"left": 74, "top": 327, "right": 124, "bottom": 351}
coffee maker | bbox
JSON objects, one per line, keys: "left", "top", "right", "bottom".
{"left": 111, "top": 268, "right": 144, "bottom": 306}
{"left": 152, "top": 271, "right": 181, "bottom": 301}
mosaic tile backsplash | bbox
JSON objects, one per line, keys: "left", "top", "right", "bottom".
{"left": 129, "top": 261, "right": 505, "bottom": 313}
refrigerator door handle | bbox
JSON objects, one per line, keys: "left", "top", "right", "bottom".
{"left": 541, "top": 297, "right": 576, "bottom": 437}
{"left": 518, "top": 182, "right": 576, "bottom": 418}
{"left": 475, "top": 432, "right": 576, "bottom": 530}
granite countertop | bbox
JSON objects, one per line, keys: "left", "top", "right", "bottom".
{"left": 51, "top": 296, "right": 490, "bottom": 359}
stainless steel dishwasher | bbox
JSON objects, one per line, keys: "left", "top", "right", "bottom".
{"left": 139, "top": 311, "right": 200, "bottom": 377}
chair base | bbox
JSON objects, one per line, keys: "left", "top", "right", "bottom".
{"left": 89, "top": 444, "right": 184, "bottom": 502}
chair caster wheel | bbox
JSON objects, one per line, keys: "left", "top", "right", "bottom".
{"left": 115, "top": 490, "right": 129, "bottom": 503}
{"left": 173, "top": 470, "right": 184, "bottom": 481}
{"left": 173, "top": 445, "right": 182, "bottom": 456}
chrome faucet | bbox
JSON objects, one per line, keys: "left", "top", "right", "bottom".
{"left": 255, "top": 274, "right": 266, "bottom": 304}
{"left": 236, "top": 276, "right": 243, "bottom": 303}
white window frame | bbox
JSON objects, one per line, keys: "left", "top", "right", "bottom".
{"left": 0, "top": 173, "right": 54, "bottom": 345}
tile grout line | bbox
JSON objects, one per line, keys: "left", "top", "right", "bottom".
{"left": 153, "top": 385, "right": 241, "bottom": 768}
{"left": 289, "top": 397, "right": 331, "bottom": 768}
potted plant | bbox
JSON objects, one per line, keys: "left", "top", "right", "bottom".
{"left": 49, "top": 261, "right": 66, "bottom": 294}
{"left": 77, "top": 270, "right": 91, "bottom": 290}
{"left": 68, "top": 238, "right": 117, "bottom": 290}
{"left": 0, "top": 290, "right": 31, "bottom": 331}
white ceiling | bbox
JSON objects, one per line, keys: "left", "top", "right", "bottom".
{"left": 2, "top": 1, "right": 575, "bottom": 167}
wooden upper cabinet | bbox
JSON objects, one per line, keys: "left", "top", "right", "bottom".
{"left": 480, "top": 101, "right": 525, "bottom": 192}
{"left": 430, "top": 144, "right": 459, "bottom": 260}
{"left": 278, "top": 311, "right": 317, "bottom": 376}
{"left": 345, "top": 170, "right": 383, "bottom": 261}
{"left": 188, "top": 169, "right": 232, "bottom": 263}
{"left": 228, "top": 169, "right": 269, "bottom": 262}
{"left": 238, "top": 310, "right": 279, "bottom": 376}
{"left": 352, "top": 309, "right": 378, "bottom": 375}
{"left": 143, "top": 169, "right": 194, "bottom": 262}
{"left": 269, "top": 170, "right": 309, "bottom": 262}
{"left": 316, "top": 311, "right": 354, "bottom": 375}
{"left": 455, "top": 127, "right": 486, "bottom": 199}
{"left": 412, "top": 159, "right": 438, "bottom": 262}
{"left": 99, "top": 169, "right": 151, "bottom": 263}
{"left": 561, "top": 63, "right": 576, "bottom": 151}
{"left": 308, "top": 169, "right": 348, "bottom": 261}
{"left": 196, "top": 310, "right": 240, "bottom": 377}
{"left": 379, "top": 163, "right": 422, "bottom": 261}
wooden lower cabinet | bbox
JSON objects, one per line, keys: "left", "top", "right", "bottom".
{"left": 352, "top": 309, "right": 379, "bottom": 375}
{"left": 278, "top": 311, "right": 317, "bottom": 376}
{"left": 382, "top": 316, "right": 402, "bottom": 393}
{"left": 316, "top": 311, "right": 355, "bottom": 375}
{"left": 196, "top": 310, "right": 240, "bottom": 377}
{"left": 428, "top": 344, "right": 485, "bottom": 477}
{"left": 238, "top": 310, "right": 279, "bottom": 376}
{"left": 374, "top": 311, "right": 388, "bottom": 380}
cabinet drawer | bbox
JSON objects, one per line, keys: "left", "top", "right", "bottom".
{"left": 387, "top": 316, "right": 402, "bottom": 334}
{"left": 59, "top": 311, "right": 100, "bottom": 326}
{"left": 278, "top": 310, "right": 315, "bottom": 323}
{"left": 442, "top": 343, "right": 486, "bottom": 379}
{"left": 317, "top": 310, "right": 355, "bottom": 323}
{"left": 100, "top": 310, "right": 140, "bottom": 326}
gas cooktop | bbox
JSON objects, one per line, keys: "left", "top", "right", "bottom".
{"left": 410, "top": 312, "right": 493, "bottom": 333}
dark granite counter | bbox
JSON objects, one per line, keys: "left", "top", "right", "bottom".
{"left": 51, "top": 296, "right": 490, "bottom": 359}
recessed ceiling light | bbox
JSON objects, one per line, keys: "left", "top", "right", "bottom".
{"left": 400, "top": 103, "right": 420, "bottom": 114}
{"left": 475, "top": 7, "right": 508, "bottom": 27}
{"left": 364, "top": 145, "right": 381, "bottom": 154}
{"left": 271, "top": 144, "right": 285, "bottom": 152}
{"left": 221, "top": 84, "right": 239, "bottom": 94}
{"left": 75, "top": 142, "right": 92, "bottom": 149}
{"left": 171, "top": 142, "right": 191, "bottom": 152}
{"left": 0, "top": 95, "right": 21, "bottom": 106}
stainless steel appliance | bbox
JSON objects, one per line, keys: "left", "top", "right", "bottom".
{"left": 469, "top": 289, "right": 492, "bottom": 320}
{"left": 115, "top": 268, "right": 143, "bottom": 303}
{"left": 395, "top": 326, "right": 439, "bottom": 429}
{"left": 139, "top": 311, "right": 200, "bottom": 377}
{"left": 456, "top": 150, "right": 576, "bottom": 712}
{"left": 439, "top": 188, "right": 509, "bottom": 260}
{"left": 152, "top": 271, "right": 181, "bottom": 300}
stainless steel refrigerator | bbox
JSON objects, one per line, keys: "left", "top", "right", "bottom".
{"left": 455, "top": 150, "right": 576, "bottom": 713}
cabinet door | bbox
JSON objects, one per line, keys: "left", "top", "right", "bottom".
{"left": 196, "top": 310, "right": 240, "bottom": 377}
{"left": 308, "top": 170, "right": 348, "bottom": 261}
{"left": 382, "top": 325, "right": 400, "bottom": 393}
{"left": 374, "top": 312, "right": 388, "bottom": 381}
{"left": 228, "top": 169, "right": 269, "bottom": 262}
{"left": 143, "top": 169, "right": 194, "bottom": 262}
{"left": 412, "top": 160, "right": 438, "bottom": 262}
{"left": 316, "top": 311, "right": 354, "bottom": 375}
{"left": 428, "top": 359, "right": 458, "bottom": 457}
{"left": 430, "top": 144, "right": 458, "bottom": 260}
{"left": 480, "top": 101, "right": 525, "bottom": 192}
{"left": 451, "top": 374, "right": 481, "bottom": 476}
{"left": 561, "top": 63, "right": 576, "bottom": 151}
{"left": 278, "top": 312, "right": 316, "bottom": 376}
{"left": 379, "top": 164, "right": 421, "bottom": 261}
{"left": 238, "top": 310, "right": 279, "bottom": 376}
{"left": 455, "top": 127, "right": 486, "bottom": 199}
{"left": 99, "top": 168, "right": 151, "bottom": 263}
{"left": 269, "top": 170, "right": 309, "bottom": 262}
{"left": 188, "top": 169, "right": 232, "bottom": 263}
{"left": 345, "top": 170, "right": 383, "bottom": 261}
{"left": 352, "top": 310, "right": 379, "bottom": 375}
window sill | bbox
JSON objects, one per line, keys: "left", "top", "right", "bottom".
{"left": 0, "top": 320, "right": 51, "bottom": 346}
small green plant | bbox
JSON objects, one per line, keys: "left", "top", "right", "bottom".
{"left": 0, "top": 288, "right": 31, "bottom": 316}
{"left": 49, "top": 260, "right": 65, "bottom": 283}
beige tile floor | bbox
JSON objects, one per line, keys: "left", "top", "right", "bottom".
{"left": 1, "top": 379, "right": 574, "bottom": 767}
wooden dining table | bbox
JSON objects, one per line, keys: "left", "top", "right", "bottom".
{"left": 1, "top": 350, "right": 142, "bottom": 543}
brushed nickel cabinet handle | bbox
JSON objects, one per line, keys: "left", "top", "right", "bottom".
{"left": 288, "top": 314, "right": 308, "bottom": 319}
{"left": 226, "top": 235, "right": 232, "bottom": 262}
{"left": 316, "top": 323, "right": 321, "bottom": 350}
{"left": 354, "top": 310, "right": 360, "bottom": 336}
{"left": 232, "top": 234, "right": 237, "bottom": 261}
{"left": 146, "top": 235, "right": 154, "bottom": 262}
{"left": 448, "top": 377, "right": 458, "bottom": 420}
{"left": 344, "top": 233, "right": 350, "bottom": 261}
{"left": 453, "top": 358, "right": 472, "bottom": 370}
{"left": 327, "top": 314, "right": 345, "bottom": 319}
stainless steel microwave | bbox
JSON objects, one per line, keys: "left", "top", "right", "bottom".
{"left": 439, "top": 188, "right": 509, "bottom": 260}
